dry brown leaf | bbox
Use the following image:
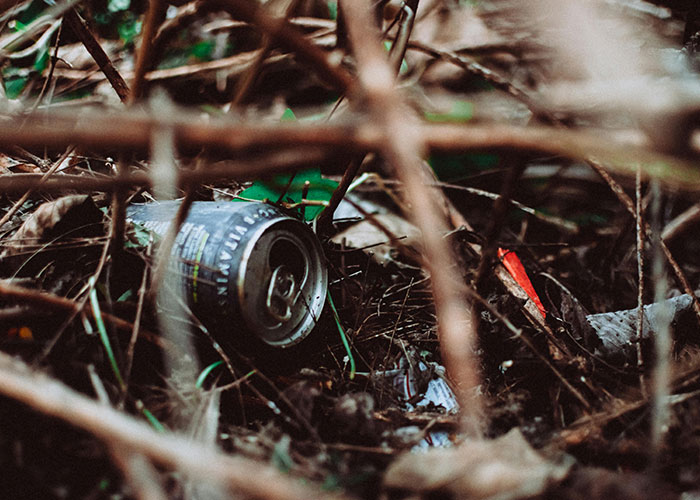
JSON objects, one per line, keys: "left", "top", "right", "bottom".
{"left": 2, "top": 195, "right": 93, "bottom": 257}
{"left": 331, "top": 213, "right": 421, "bottom": 266}
{"left": 383, "top": 428, "right": 572, "bottom": 499}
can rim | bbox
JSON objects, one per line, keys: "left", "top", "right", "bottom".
{"left": 236, "top": 213, "right": 327, "bottom": 347}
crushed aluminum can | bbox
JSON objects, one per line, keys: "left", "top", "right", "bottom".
{"left": 586, "top": 294, "right": 694, "bottom": 360}
{"left": 127, "top": 200, "right": 327, "bottom": 348}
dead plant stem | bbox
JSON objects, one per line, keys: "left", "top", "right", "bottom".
{"left": 340, "top": 0, "right": 484, "bottom": 434}
{"left": 64, "top": 9, "right": 130, "bottom": 103}
{"left": 635, "top": 166, "right": 647, "bottom": 394}
{"left": 129, "top": 0, "right": 165, "bottom": 102}
{"left": 588, "top": 159, "right": 700, "bottom": 329}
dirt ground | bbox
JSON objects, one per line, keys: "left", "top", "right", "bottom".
{"left": 3, "top": 0, "right": 700, "bottom": 499}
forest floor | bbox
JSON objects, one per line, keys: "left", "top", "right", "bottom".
{"left": 2, "top": 0, "right": 700, "bottom": 499}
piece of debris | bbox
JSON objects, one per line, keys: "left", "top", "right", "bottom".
{"left": 383, "top": 427, "right": 573, "bottom": 499}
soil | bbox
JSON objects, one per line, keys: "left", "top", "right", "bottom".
{"left": 2, "top": 0, "right": 700, "bottom": 499}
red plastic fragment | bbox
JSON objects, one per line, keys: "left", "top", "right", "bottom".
{"left": 497, "top": 248, "right": 547, "bottom": 319}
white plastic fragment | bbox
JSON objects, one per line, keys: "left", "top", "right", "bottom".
{"left": 586, "top": 294, "right": 693, "bottom": 359}
{"left": 373, "top": 358, "right": 458, "bottom": 450}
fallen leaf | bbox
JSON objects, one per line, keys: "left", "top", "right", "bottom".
{"left": 2, "top": 195, "right": 100, "bottom": 257}
{"left": 331, "top": 213, "right": 421, "bottom": 266}
{"left": 383, "top": 428, "right": 572, "bottom": 499}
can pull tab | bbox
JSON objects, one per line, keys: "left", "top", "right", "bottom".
{"left": 266, "top": 265, "right": 298, "bottom": 323}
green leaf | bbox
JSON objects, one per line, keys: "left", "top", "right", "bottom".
{"left": 327, "top": 0, "right": 337, "bottom": 20}
{"left": 126, "top": 223, "right": 155, "bottom": 249}
{"left": 108, "top": 0, "right": 131, "bottom": 13}
{"left": 116, "top": 289, "right": 133, "bottom": 302}
{"left": 118, "top": 13, "right": 142, "bottom": 45}
{"left": 424, "top": 100, "right": 474, "bottom": 123}
{"left": 88, "top": 277, "right": 125, "bottom": 390}
{"left": 33, "top": 44, "right": 49, "bottom": 72}
{"left": 429, "top": 151, "right": 499, "bottom": 182}
{"left": 239, "top": 170, "right": 337, "bottom": 220}
{"left": 4, "top": 77, "right": 28, "bottom": 99}
{"left": 190, "top": 40, "right": 214, "bottom": 61}
{"left": 280, "top": 107, "right": 296, "bottom": 122}
{"left": 196, "top": 361, "right": 223, "bottom": 388}
{"left": 17, "top": 0, "right": 45, "bottom": 30}
{"left": 238, "top": 108, "right": 338, "bottom": 220}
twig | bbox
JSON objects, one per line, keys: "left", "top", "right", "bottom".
{"left": 407, "top": 40, "right": 554, "bottom": 122}
{"left": 0, "top": 352, "right": 347, "bottom": 500}
{"left": 340, "top": 0, "right": 484, "bottom": 434}
{"left": 129, "top": 0, "right": 166, "bottom": 102}
{"left": 0, "top": 146, "right": 74, "bottom": 229}
{"left": 2, "top": 111, "right": 699, "bottom": 187}
{"left": 662, "top": 203, "right": 700, "bottom": 243}
{"left": 0, "top": 0, "right": 81, "bottom": 59}
{"left": 0, "top": 280, "right": 141, "bottom": 335}
{"left": 63, "top": 9, "right": 130, "bottom": 103}
{"left": 316, "top": 156, "right": 365, "bottom": 230}
{"left": 587, "top": 159, "right": 700, "bottom": 330}
{"left": 0, "top": 150, "right": 332, "bottom": 194}
{"left": 230, "top": 0, "right": 303, "bottom": 106}
{"left": 635, "top": 166, "right": 647, "bottom": 393}
{"left": 474, "top": 157, "right": 525, "bottom": 291}
{"left": 212, "top": 0, "right": 354, "bottom": 93}
{"left": 462, "top": 283, "right": 591, "bottom": 410}
{"left": 121, "top": 240, "right": 152, "bottom": 404}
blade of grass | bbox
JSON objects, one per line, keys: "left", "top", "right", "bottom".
{"left": 196, "top": 361, "right": 224, "bottom": 389}
{"left": 135, "top": 399, "right": 166, "bottom": 432}
{"left": 88, "top": 276, "right": 125, "bottom": 390}
{"left": 326, "top": 290, "right": 355, "bottom": 380}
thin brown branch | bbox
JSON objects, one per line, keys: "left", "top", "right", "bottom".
{"left": 340, "top": 0, "right": 484, "bottom": 434}
{"left": 0, "top": 351, "right": 349, "bottom": 500}
{"left": 0, "top": 146, "right": 73, "bottom": 228}
{"left": 316, "top": 155, "right": 365, "bottom": 230}
{"left": 63, "top": 9, "right": 130, "bottom": 103}
{"left": 129, "top": 0, "right": 166, "bottom": 102}
{"left": 474, "top": 157, "right": 525, "bottom": 291}
{"left": 230, "top": 0, "right": 303, "bottom": 106}
{"left": 588, "top": 159, "right": 700, "bottom": 330}
{"left": 0, "top": 149, "right": 332, "bottom": 195}
{"left": 0, "top": 280, "right": 140, "bottom": 335}
{"left": 2, "top": 111, "right": 700, "bottom": 187}
{"left": 635, "top": 167, "right": 647, "bottom": 393}
{"left": 211, "top": 0, "right": 354, "bottom": 93}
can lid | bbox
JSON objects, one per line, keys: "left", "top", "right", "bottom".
{"left": 237, "top": 217, "right": 327, "bottom": 347}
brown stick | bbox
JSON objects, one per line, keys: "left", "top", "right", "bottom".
{"left": 63, "top": 9, "right": 130, "bottom": 103}
{"left": 2, "top": 112, "right": 699, "bottom": 187}
{"left": 230, "top": 0, "right": 304, "bottom": 106}
{"left": 0, "top": 280, "right": 138, "bottom": 334}
{"left": 129, "top": 0, "right": 166, "bottom": 102}
{"left": 0, "top": 351, "right": 349, "bottom": 500}
{"left": 588, "top": 159, "right": 700, "bottom": 331}
{"left": 635, "top": 167, "right": 647, "bottom": 393}
{"left": 211, "top": 0, "right": 354, "bottom": 93}
{"left": 340, "top": 0, "right": 484, "bottom": 434}
{"left": 0, "top": 149, "right": 332, "bottom": 194}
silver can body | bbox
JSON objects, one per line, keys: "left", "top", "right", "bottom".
{"left": 127, "top": 201, "right": 327, "bottom": 348}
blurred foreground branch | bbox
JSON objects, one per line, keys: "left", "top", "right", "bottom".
{"left": 1, "top": 111, "right": 699, "bottom": 189}
{"left": 0, "top": 350, "right": 348, "bottom": 500}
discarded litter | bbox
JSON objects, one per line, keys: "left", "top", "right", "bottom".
{"left": 369, "top": 357, "right": 458, "bottom": 450}
{"left": 586, "top": 294, "right": 694, "bottom": 360}
{"left": 127, "top": 201, "right": 327, "bottom": 348}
